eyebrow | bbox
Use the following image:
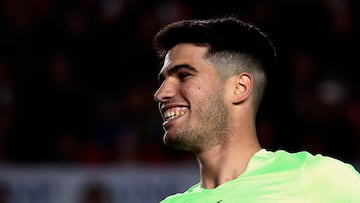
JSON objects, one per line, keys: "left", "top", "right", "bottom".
{"left": 158, "top": 64, "right": 197, "bottom": 82}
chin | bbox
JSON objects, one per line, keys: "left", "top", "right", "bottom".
{"left": 164, "top": 134, "right": 187, "bottom": 150}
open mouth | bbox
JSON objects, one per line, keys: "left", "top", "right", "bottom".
{"left": 163, "top": 107, "right": 188, "bottom": 121}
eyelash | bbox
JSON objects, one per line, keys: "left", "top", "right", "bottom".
{"left": 178, "top": 72, "right": 191, "bottom": 80}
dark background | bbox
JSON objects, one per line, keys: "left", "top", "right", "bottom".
{"left": 0, "top": 0, "right": 359, "bottom": 165}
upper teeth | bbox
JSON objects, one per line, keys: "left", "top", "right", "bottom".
{"left": 163, "top": 107, "right": 187, "bottom": 121}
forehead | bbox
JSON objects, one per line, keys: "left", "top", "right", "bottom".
{"left": 159, "top": 43, "right": 212, "bottom": 74}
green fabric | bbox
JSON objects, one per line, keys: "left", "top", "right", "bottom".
{"left": 161, "top": 149, "right": 360, "bottom": 203}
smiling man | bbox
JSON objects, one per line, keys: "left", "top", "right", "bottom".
{"left": 157, "top": 44, "right": 231, "bottom": 153}
{"left": 153, "top": 17, "right": 360, "bottom": 202}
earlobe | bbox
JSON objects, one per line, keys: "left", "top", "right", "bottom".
{"left": 233, "top": 72, "right": 253, "bottom": 104}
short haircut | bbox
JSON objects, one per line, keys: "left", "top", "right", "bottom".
{"left": 153, "top": 17, "right": 277, "bottom": 112}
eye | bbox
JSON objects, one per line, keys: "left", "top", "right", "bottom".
{"left": 178, "top": 72, "right": 191, "bottom": 80}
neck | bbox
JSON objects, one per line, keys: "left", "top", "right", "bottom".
{"left": 195, "top": 128, "right": 261, "bottom": 189}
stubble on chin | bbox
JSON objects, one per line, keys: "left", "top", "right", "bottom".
{"left": 163, "top": 92, "right": 229, "bottom": 153}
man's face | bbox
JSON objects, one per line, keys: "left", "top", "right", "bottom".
{"left": 154, "top": 43, "right": 230, "bottom": 152}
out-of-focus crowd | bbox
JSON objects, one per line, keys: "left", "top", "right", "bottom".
{"left": 0, "top": 0, "right": 359, "bottom": 165}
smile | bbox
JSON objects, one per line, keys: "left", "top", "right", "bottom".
{"left": 163, "top": 107, "right": 188, "bottom": 121}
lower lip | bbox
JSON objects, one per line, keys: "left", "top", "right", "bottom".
{"left": 163, "top": 113, "right": 186, "bottom": 130}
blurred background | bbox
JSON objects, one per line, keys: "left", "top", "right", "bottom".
{"left": 0, "top": 0, "right": 359, "bottom": 202}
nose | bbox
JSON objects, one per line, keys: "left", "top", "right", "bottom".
{"left": 154, "top": 80, "right": 176, "bottom": 103}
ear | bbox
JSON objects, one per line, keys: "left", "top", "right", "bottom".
{"left": 232, "top": 72, "right": 253, "bottom": 104}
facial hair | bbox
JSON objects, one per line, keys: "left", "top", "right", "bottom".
{"left": 164, "top": 89, "right": 229, "bottom": 153}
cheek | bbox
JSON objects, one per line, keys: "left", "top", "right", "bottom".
{"left": 182, "top": 83, "right": 202, "bottom": 97}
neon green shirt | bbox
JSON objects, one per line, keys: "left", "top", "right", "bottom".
{"left": 161, "top": 149, "right": 360, "bottom": 203}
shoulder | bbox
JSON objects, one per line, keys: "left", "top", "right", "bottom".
{"left": 271, "top": 150, "right": 360, "bottom": 183}
{"left": 301, "top": 152, "right": 360, "bottom": 181}
{"left": 263, "top": 150, "right": 360, "bottom": 186}
{"left": 272, "top": 150, "right": 360, "bottom": 200}
{"left": 299, "top": 152, "right": 360, "bottom": 201}
{"left": 267, "top": 149, "right": 359, "bottom": 174}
